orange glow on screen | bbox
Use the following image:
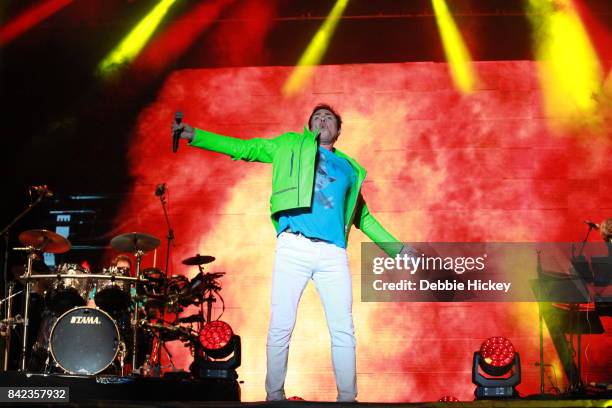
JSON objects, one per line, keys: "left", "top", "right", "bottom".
{"left": 115, "top": 62, "right": 612, "bottom": 401}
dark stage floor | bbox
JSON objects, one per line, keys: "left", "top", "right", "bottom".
{"left": 11, "top": 399, "right": 612, "bottom": 408}
{"left": 1, "top": 371, "right": 611, "bottom": 408}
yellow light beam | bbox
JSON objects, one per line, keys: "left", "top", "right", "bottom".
{"left": 431, "top": 0, "right": 478, "bottom": 94}
{"left": 282, "top": 0, "right": 349, "bottom": 96}
{"left": 97, "top": 0, "right": 177, "bottom": 77}
{"left": 527, "top": 0, "right": 603, "bottom": 128}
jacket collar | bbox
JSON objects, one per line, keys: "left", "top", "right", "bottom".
{"left": 302, "top": 125, "right": 367, "bottom": 179}
{"left": 303, "top": 125, "right": 319, "bottom": 140}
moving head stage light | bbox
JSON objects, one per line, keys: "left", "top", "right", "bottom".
{"left": 472, "top": 336, "right": 521, "bottom": 399}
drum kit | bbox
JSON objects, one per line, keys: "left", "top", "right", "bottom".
{"left": 4, "top": 228, "right": 224, "bottom": 377}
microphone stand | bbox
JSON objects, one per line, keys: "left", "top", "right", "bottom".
{"left": 0, "top": 190, "right": 47, "bottom": 370}
{"left": 155, "top": 185, "right": 175, "bottom": 373}
{"left": 155, "top": 186, "right": 175, "bottom": 274}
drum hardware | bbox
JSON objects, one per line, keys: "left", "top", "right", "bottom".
{"left": 20, "top": 247, "right": 37, "bottom": 370}
{"left": 117, "top": 341, "right": 127, "bottom": 376}
{"left": 43, "top": 345, "right": 52, "bottom": 374}
{"left": 0, "top": 315, "right": 23, "bottom": 333}
{"left": 174, "top": 257, "right": 233, "bottom": 372}
{"left": 110, "top": 232, "right": 160, "bottom": 374}
{"left": 139, "top": 319, "right": 197, "bottom": 376}
{"left": 191, "top": 270, "right": 225, "bottom": 327}
{"left": 13, "top": 229, "right": 70, "bottom": 371}
{"left": 0, "top": 286, "right": 22, "bottom": 309}
{"left": 178, "top": 254, "right": 223, "bottom": 327}
{"left": 140, "top": 321, "right": 175, "bottom": 376}
{"left": 133, "top": 250, "right": 145, "bottom": 374}
{"left": 19, "top": 273, "right": 146, "bottom": 283}
{"left": 1, "top": 282, "right": 19, "bottom": 370}
{"left": 16, "top": 271, "right": 147, "bottom": 373}
{"left": 141, "top": 267, "right": 167, "bottom": 302}
{"left": 139, "top": 274, "right": 190, "bottom": 375}
{"left": 166, "top": 275, "right": 191, "bottom": 310}
{"left": 135, "top": 262, "right": 221, "bottom": 375}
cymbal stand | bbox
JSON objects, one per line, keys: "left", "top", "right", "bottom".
{"left": 2, "top": 282, "right": 15, "bottom": 371}
{"left": 20, "top": 248, "right": 36, "bottom": 370}
{"left": 132, "top": 249, "right": 144, "bottom": 372}
{"left": 198, "top": 267, "right": 224, "bottom": 324}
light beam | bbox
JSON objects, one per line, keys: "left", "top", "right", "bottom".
{"left": 527, "top": 0, "right": 604, "bottom": 130}
{"left": 97, "top": 0, "right": 177, "bottom": 77}
{"left": 431, "top": 0, "right": 478, "bottom": 94}
{"left": 282, "top": 0, "right": 349, "bottom": 96}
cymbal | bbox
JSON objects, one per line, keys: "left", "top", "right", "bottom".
{"left": 182, "top": 254, "right": 216, "bottom": 266}
{"left": 110, "top": 232, "right": 160, "bottom": 253}
{"left": 18, "top": 229, "right": 70, "bottom": 253}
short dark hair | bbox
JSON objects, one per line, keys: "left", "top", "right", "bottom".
{"left": 111, "top": 254, "right": 132, "bottom": 268}
{"left": 308, "top": 103, "right": 342, "bottom": 131}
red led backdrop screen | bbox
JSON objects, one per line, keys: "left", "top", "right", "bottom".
{"left": 113, "top": 61, "right": 612, "bottom": 402}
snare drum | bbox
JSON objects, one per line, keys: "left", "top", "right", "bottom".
{"left": 45, "top": 263, "right": 91, "bottom": 315}
{"left": 49, "top": 306, "right": 120, "bottom": 375}
{"left": 94, "top": 266, "right": 131, "bottom": 314}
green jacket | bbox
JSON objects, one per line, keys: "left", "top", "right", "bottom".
{"left": 190, "top": 126, "right": 403, "bottom": 257}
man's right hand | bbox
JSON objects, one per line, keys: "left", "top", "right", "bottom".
{"left": 172, "top": 121, "right": 195, "bottom": 142}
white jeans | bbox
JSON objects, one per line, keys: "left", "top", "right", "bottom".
{"left": 265, "top": 232, "right": 356, "bottom": 402}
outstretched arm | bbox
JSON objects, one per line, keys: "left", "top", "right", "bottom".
{"left": 190, "top": 128, "right": 280, "bottom": 163}
{"left": 173, "top": 122, "right": 281, "bottom": 163}
{"left": 354, "top": 195, "right": 412, "bottom": 257}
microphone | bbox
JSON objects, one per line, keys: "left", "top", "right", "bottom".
{"left": 155, "top": 183, "right": 166, "bottom": 197}
{"left": 29, "top": 185, "right": 53, "bottom": 198}
{"left": 173, "top": 111, "right": 183, "bottom": 153}
{"left": 584, "top": 220, "right": 600, "bottom": 229}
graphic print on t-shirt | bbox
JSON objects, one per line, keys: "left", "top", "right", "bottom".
{"left": 314, "top": 152, "right": 336, "bottom": 209}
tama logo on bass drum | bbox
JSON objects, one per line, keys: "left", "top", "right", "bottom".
{"left": 70, "top": 316, "right": 101, "bottom": 325}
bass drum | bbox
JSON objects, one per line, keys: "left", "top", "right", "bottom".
{"left": 49, "top": 307, "right": 120, "bottom": 375}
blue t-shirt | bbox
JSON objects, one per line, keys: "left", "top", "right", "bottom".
{"left": 278, "top": 146, "right": 355, "bottom": 248}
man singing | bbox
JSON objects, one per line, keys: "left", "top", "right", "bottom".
{"left": 173, "top": 104, "right": 405, "bottom": 402}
